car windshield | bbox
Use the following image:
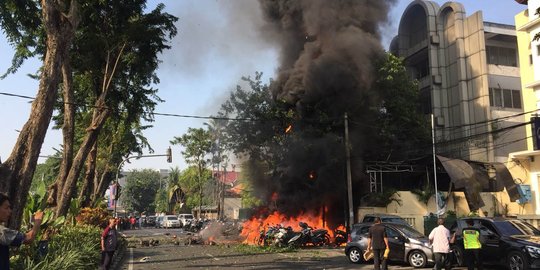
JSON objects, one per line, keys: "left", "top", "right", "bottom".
{"left": 167, "top": 216, "right": 177, "bottom": 220}
{"left": 384, "top": 218, "right": 409, "bottom": 225}
{"left": 397, "top": 225, "right": 424, "bottom": 238}
{"left": 493, "top": 220, "right": 540, "bottom": 236}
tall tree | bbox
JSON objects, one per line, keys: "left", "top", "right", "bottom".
{"left": 53, "top": 1, "right": 178, "bottom": 216}
{"left": 0, "top": 0, "right": 79, "bottom": 229}
{"left": 171, "top": 128, "right": 213, "bottom": 218}
{"left": 120, "top": 169, "right": 160, "bottom": 214}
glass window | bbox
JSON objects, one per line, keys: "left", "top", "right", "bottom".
{"left": 492, "top": 88, "right": 503, "bottom": 107}
{"left": 530, "top": 54, "right": 533, "bottom": 66}
{"left": 493, "top": 220, "right": 540, "bottom": 236}
{"left": 503, "top": 89, "right": 512, "bottom": 108}
{"left": 385, "top": 227, "right": 400, "bottom": 238}
{"left": 358, "top": 226, "right": 370, "bottom": 235}
{"left": 512, "top": 90, "right": 522, "bottom": 109}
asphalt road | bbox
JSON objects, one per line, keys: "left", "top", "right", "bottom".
{"left": 118, "top": 227, "right": 475, "bottom": 270}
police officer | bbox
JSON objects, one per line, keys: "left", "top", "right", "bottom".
{"left": 462, "top": 219, "right": 482, "bottom": 270}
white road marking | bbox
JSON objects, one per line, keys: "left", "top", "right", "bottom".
{"left": 128, "top": 248, "right": 134, "bottom": 270}
{"left": 206, "top": 253, "right": 220, "bottom": 261}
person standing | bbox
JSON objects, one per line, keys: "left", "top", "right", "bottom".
{"left": 367, "top": 217, "right": 389, "bottom": 270}
{"left": 0, "top": 193, "right": 43, "bottom": 270}
{"left": 429, "top": 218, "right": 452, "bottom": 270}
{"left": 101, "top": 218, "right": 119, "bottom": 270}
{"left": 462, "top": 219, "right": 482, "bottom": 270}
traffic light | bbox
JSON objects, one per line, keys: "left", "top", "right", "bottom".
{"left": 166, "top": 147, "right": 172, "bottom": 163}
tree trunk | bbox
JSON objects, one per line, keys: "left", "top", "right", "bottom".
{"left": 0, "top": 0, "right": 78, "bottom": 229}
{"left": 55, "top": 101, "right": 109, "bottom": 216}
{"left": 55, "top": 41, "right": 124, "bottom": 216}
{"left": 51, "top": 48, "right": 76, "bottom": 207}
{"left": 91, "top": 169, "right": 113, "bottom": 206}
{"left": 78, "top": 141, "right": 97, "bottom": 207}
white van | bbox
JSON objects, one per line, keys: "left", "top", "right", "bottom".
{"left": 178, "top": 214, "right": 194, "bottom": 227}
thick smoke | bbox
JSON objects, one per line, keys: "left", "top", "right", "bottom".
{"left": 250, "top": 0, "right": 396, "bottom": 225}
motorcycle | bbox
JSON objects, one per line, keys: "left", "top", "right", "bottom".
{"left": 287, "top": 222, "right": 312, "bottom": 247}
{"left": 333, "top": 229, "right": 348, "bottom": 247}
{"left": 310, "top": 228, "right": 330, "bottom": 246}
{"left": 273, "top": 226, "right": 294, "bottom": 247}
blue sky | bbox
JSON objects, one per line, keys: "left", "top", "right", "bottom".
{"left": 0, "top": 0, "right": 527, "bottom": 171}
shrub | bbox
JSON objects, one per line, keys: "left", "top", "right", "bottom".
{"left": 11, "top": 224, "right": 102, "bottom": 270}
{"left": 76, "top": 207, "right": 110, "bottom": 228}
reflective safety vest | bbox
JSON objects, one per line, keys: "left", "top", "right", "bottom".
{"left": 463, "top": 228, "right": 481, "bottom": 249}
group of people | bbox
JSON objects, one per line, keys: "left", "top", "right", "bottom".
{"left": 367, "top": 217, "right": 482, "bottom": 270}
{"left": 0, "top": 193, "right": 119, "bottom": 270}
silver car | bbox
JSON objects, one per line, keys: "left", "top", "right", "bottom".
{"left": 345, "top": 222, "right": 434, "bottom": 268}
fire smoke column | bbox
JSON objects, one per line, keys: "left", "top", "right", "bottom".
{"left": 260, "top": 0, "right": 395, "bottom": 109}
{"left": 251, "top": 0, "right": 396, "bottom": 221}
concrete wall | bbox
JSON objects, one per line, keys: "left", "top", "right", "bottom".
{"left": 358, "top": 190, "right": 528, "bottom": 234}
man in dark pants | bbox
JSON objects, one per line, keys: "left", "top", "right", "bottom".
{"left": 101, "top": 218, "right": 118, "bottom": 270}
{"left": 462, "top": 219, "right": 482, "bottom": 270}
{"left": 367, "top": 217, "right": 389, "bottom": 270}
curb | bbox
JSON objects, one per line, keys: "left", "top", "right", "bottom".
{"left": 111, "top": 236, "right": 128, "bottom": 270}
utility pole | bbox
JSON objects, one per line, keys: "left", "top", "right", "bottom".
{"left": 431, "top": 114, "right": 440, "bottom": 216}
{"left": 344, "top": 113, "right": 354, "bottom": 230}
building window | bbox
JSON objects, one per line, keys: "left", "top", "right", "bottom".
{"left": 486, "top": 46, "right": 517, "bottom": 67}
{"left": 530, "top": 54, "right": 534, "bottom": 65}
{"left": 489, "top": 88, "right": 522, "bottom": 109}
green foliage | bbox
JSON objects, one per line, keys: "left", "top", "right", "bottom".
{"left": 120, "top": 169, "right": 160, "bottom": 213}
{"left": 369, "top": 53, "right": 430, "bottom": 161}
{"left": 238, "top": 161, "right": 263, "bottom": 208}
{"left": 362, "top": 189, "right": 401, "bottom": 207}
{"left": 411, "top": 184, "right": 435, "bottom": 206}
{"left": 154, "top": 189, "right": 168, "bottom": 213}
{"left": 177, "top": 166, "right": 212, "bottom": 209}
{"left": 31, "top": 155, "right": 61, "bottom": 192}
{"left": 11, "top": 225, "right": 102, "bottom": 270}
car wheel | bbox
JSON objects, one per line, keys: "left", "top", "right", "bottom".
{"left": 451, "top": 246, "right": 464, "bottom": 267}
{"left": 347, "top": 247, "right": 363, "bottom": 264}
{"left": 408, "top": 250, "right": 427, "bottom": 268}
{"left": 507, "top": 251, "right": 529, "bottom": 270}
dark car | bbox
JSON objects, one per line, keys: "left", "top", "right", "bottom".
{"left": 345, "top": 222, "right": 434, "bottom": 268}
{"left": 450, "top": 217, "right": 540, "bottom": 270}
{"left": 362, "top": 214, "right": 411, "bottom": 227}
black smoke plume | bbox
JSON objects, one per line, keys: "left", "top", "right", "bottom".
{"left": 249, "top": 0, "right": 396, "bottom": 226}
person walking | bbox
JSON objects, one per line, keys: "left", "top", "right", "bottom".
{"left": 367, "top": 217, "right": 389, "bottom": 270}
{"left": 101, "top": 218, "right": 119, "bottom": 270}
{"left": 0, "top": 193, "right": 43, "bottom": 270}
{"left": 428, "top": 218, "right": 452, "bottom": 270}
{"left": 462, "top": 219, "right": 482, "bottom": 270}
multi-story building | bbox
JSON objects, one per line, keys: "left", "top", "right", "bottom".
{"left": 390, "top": 0, "right": 526, "bottom": 163}
{"left": 506, "top": 0, "right": 540, "bottom": 216}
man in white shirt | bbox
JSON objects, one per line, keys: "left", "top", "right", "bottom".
{"left": 428, "top": 218, "right": 453, "bottom": 270}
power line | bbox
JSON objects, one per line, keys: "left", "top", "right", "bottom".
{"left": 0, "top": 91, "right": 256, "bottom": 122}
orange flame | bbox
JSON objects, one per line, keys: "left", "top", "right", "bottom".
{"left": 240, "top": 210, "right": 345, "bottom": 245}
{"left": 285, "top": 125, "right": 293, "bottom": 133}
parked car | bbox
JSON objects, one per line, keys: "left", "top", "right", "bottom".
{"left": 163, "top": 215, "right": 181, "bottom": 228}
{"left": 155, "top": 216, "right": 164, "bottom": 228}
{"left": 345, "top": 222, "right": 433, "bottom": 268}
{"left": 178, "top": 213, "right": 194, "bottom": 227}
{"left": 362, "top": 213, "right": 411, "bottom": 227}
{"left": 146, "top": 216, "right": 156, "bottom": 227}
{"left": 449, "top": 217, "right": 540, "bottom": 270}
